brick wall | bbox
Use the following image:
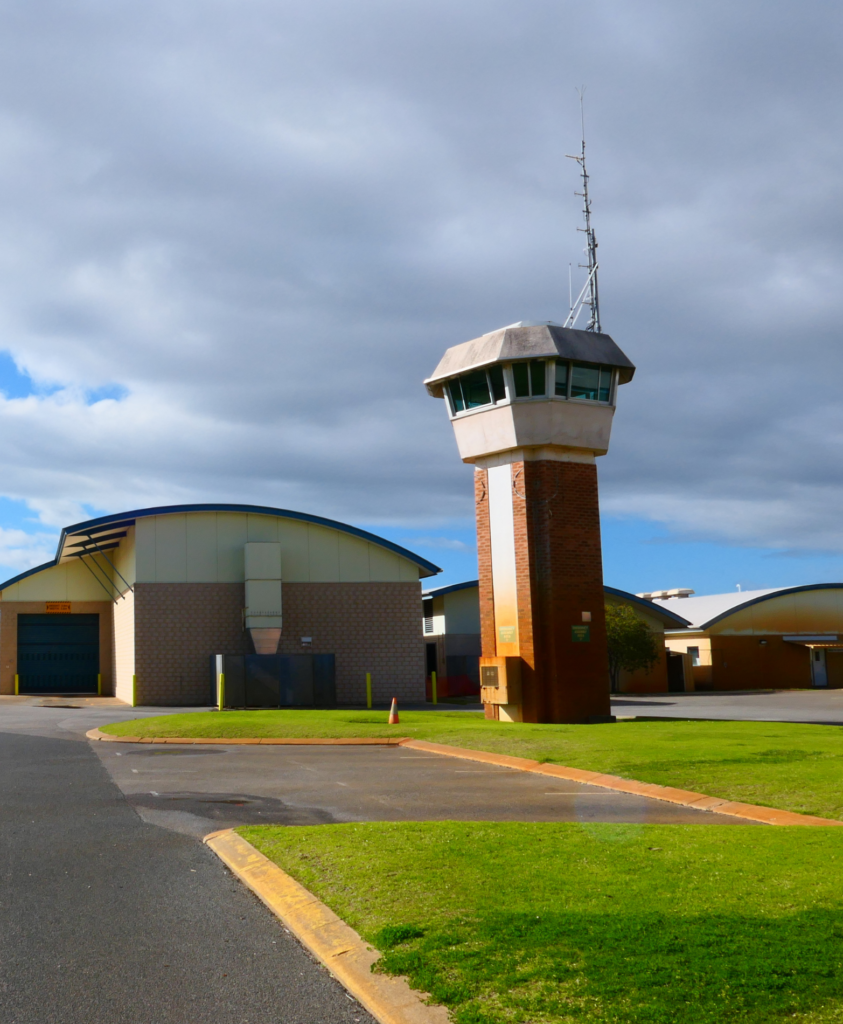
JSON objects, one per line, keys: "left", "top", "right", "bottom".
{"left": 474, "top": 459, "right": 611, "bottom": 723}
{"left": 132, "top": 580, "right": 425, "bottom": 705}
{"left": 277, "top": 582, "right": 425, "bottom": 704}
{"left": 518, "top": 459, "right": 611, "bottom": 722}
{"left": 134, "top": 583, "right": 246, "bottom": 705}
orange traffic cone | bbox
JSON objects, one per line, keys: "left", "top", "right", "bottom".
{"left": 388, "top": 697, "right": 399, "bottom": 724}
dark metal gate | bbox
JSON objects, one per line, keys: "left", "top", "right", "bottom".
{"left": 17, "top": 614, "right": 99, "bottom": 694}
{"left": 211, "top": 654, "right": 336, "bottom": 708}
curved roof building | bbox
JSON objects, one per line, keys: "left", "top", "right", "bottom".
{"left": 655, "top": 584, "right": 843, "bottom": 691}
{"left": 0, "top": 504, "right": 440, "bottom": 705}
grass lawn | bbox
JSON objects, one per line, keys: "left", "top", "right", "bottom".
{"left": 242, "top": 820, "right": 843, "bottom": 1024}
{"left": 101, "top": 710, "right": 843, "bottom": 820}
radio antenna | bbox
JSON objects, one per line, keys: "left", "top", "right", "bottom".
{"left": 563, "top": 89, "right": 601, "bottom": 333}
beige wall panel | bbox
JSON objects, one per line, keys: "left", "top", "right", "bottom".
{"left": 134, "top": 517, "right": 157, "bottom": 583}
{"left": 246, "top": 514, "right": 279, "bottom": 543}
{"left": 185, "top": 513, "right": 219, "bottom": 582}
{"left": 277, "top": 519, "right": 310, "bottom": 581}
{"left": 307, "top": 525, "right": 340, "bottom": 582}
{"left": 338, "top": 534, "right": 370, "bottom": 582}
{"left": 113, "top": 589, "right": 135, "bottom": 703}
{"left": 790, "top": 589, "right": 843, "bottom": 633}
{"left": 715, "top": 590, "right": 843, "bottom": 635}
{"left": 368, "top": 544, "right": 401, "bottom": 582}
{"left": 112, "top": 526, "right": 137, "bottom": 589}
{"left": 444, "top": 587, "right": 481, "bottom": 634}
{"left": 399, "top": 558, "right": 420, "bottom": 582}
{"left": 154, "top": 515, "right": 187, "bottom": 582}
{"left": 216, "top": 513, "right": 248, "bottom": 581}
{"left": 244, "top": 542, "right": 282, "bottom": 580}
{"left": 5, "top": 559, "right": 113, "bottom": 602}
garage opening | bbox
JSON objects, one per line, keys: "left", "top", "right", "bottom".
{"left": 17, "top": 614, "right": 99, "bottom": 694}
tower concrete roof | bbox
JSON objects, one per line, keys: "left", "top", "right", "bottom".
{"left": 425, "top": 322, "right": 635, "bottom": 397}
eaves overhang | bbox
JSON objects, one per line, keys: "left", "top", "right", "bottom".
{"left": 423, "top": 579, "right": 480, "bottom": 598}
{"left": 605, "top": 585, "right": 691, "bottom": 628}
{"left": 425, "top": 324, "right": 636, "bottom": 398}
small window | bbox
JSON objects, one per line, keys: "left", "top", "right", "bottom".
{"left": 461, "top": 370, "right": 491, "bottom": 409}
{"left": 448, "top": 379, "right": 465, "bottom": 413}
{"left": 513, "top": 362, "right": 530, "bottom": 397}
{"left": 571, "top": 363, "right": 601, "bottom": 400}
{"left": 423, "top": 598, "right": 434, "bottom": 634}
{"left": 571, "top": 363, "right": 613, "bottom": 403}
{"left": 555, "top": 362, "right": 568, "bottom": 397}
{"left": 488, "top": 364, "right": 506, "bottom": 402}
{"left": 512, "top": 360, "right": 546, "bottom": 398}
{"left": 530, "top": 360, "right": 546, "bottom": 395}
{"left": 599, "top": 367, "right": 612, "bottom": 402}
{"left": 687, "top": 646, "right": 700, "bottom": 667}
{"left": 447, "top": 365, "right": 508, "bottom": 414}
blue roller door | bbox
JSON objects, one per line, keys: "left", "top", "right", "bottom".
{"left": 17, "top": 614, "right": 99, "bottom": 694}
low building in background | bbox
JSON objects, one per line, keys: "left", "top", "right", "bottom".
{"left": 657, "top": 585, "right": 843, "bottom": 691}
{"left": 422, "top": 580, "right": 482, "bottom": 699}
{"left": 604, "top": 586, "right": 691, "bottom": 692}
{"left": 422, "top": 581, "right": 687, "bottom": 698}
{"left": 0, "top": 503, "right": 440, "bottom": 706}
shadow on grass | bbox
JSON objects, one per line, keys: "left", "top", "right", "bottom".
{"left": 376, "top": 908, "right": 843, "bottom": 1024}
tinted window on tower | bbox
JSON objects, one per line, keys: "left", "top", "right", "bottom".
{"left": 512, "top": 362, "right": 530, "bottom": 397}
{"left": 461, "top": 371, "right": 491, "bottom": 408}
{"left": 571, "top": 363, "right": 601, "bottom": 400}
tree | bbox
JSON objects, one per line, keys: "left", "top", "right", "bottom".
{"left": 604, "top": 602, "right": 660, "bottom": 694}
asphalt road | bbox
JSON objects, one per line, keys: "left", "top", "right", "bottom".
{"left": 0, "top": 702, "right": 374, "bottom": 1024}
{"left": 611, "top": 688, "right": 843, "bottom": 724}
{"left": 0, "top": 697, "right": 760, "bottom": 1023}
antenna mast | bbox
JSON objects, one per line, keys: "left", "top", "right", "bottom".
{"left": 563, "top": 90, "right": 601, "bottom": 333}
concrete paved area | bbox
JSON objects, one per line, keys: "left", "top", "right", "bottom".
{"left": 0, "top": 702, "right": 374, "bottom": 1024}
{"left": 612, "top": 689, "right": 843, "bottom": 724}
{"left": 92, "top": 739, "right": 756, "bottom": 835}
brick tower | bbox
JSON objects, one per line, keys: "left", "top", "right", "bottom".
{"left": 425, "top": 322, "right": 635, "bottom": 723}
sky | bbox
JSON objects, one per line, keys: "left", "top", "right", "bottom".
{"left": 0, "top": 0, "right": 842, "bottom": 596}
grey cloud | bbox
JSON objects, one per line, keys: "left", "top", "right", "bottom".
{"left": 0, "top": 0, "right": 840, "bottom": 559}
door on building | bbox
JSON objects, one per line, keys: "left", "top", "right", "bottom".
{"left": 811, "top": 648, "right": 829, "bottom": 688}
{"left": 17, "top": 614, "right": 99, "bottom": 694}
{"left": 666, "top": 652, "right": 686, "bottom": 693}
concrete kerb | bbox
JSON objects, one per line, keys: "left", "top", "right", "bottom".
{"left": 85, "top": 728, "right": 843, "bottom": 827}
{"left": 85, "top": 728, "right": 407, "bottom": 746}
{"left": 204, "top": 829, "right": 449, "bottom": 1024}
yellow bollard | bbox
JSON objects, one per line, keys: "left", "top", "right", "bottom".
{"left": 14, "top": 673, "right": 19, "bottom": 696}
{"left": 132, "top": 674, "right": 137, "bottom": 708}
{"left": 365, "top": 672, "right": 372, "bottom": 709}
{"left": 97, "top": 673, "right": 102, "bottom": 696}
{"left": 218, "top": 672, "right": 225, "bottom": 712}
{"left": 431, "top": 670, "right": 438, "bottom": 705}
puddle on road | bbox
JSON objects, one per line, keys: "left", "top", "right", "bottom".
{"left": 128, "top": 790, "right": 337, "bottom": 831}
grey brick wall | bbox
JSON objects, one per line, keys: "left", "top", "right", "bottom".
{"left": 132, "top": 581, "right": 425, "bottom": 705}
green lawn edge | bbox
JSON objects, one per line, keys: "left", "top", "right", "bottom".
{"left": 240, "top": 820, "right": 843, "bottom": 1024}
{"left": 100, "top": 709, "right": 843, "bottom": 821}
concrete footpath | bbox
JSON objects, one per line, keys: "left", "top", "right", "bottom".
{"left": 0, "top": 702, "right": 374, "bottom": 1024}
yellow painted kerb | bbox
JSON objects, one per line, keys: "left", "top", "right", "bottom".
{"left": 204, "top": 830, "right": 448, "bottom": 1024}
